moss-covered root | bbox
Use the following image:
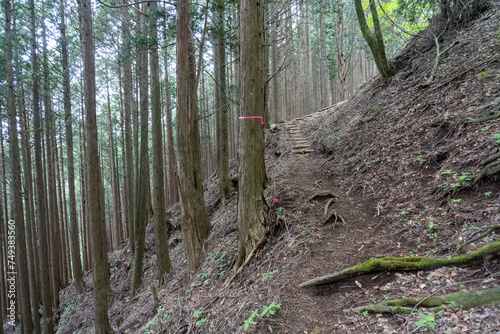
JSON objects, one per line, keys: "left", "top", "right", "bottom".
{"left": 346, "top": 287, "right": 500, "bottom": 314}
{"left": 299, "top": 240, "right": 500, "bottom": 288}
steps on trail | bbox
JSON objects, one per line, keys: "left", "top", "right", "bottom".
{"left": 283, "top": 120, "right": 314, "bottom": 155}
{"left": 293, "top": 149, "right": 314, "bottom": 154}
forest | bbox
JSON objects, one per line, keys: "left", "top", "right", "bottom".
{"left": 1, "top": 0, "right": 500, "bottom": 332}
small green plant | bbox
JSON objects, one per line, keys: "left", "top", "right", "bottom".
{"left": 243, "top": 309, "right": 259, "bottom": 331}
{"left": 260, "top": 301, "right": 281, "bottom": 317}
{"left": 362, "top": 310, "right": 369, "bottom": 317}
{"left": 369, "top": 297, "right": 377, "bottom": 304}
{"left": 451, "top": 198, "right": 461, "bottom": 203}
{"left": 481, "top": 126, "right": 490, "bottom": 131}
{"left": 458, "top": 172, "right": 471, "bottom": 181}
{"left": 262, "top": 270, "right": 278, "bottom": 282}
{"left": 415, "top": 312, "right": 436, "bottom": 330}
{"left": 400, "top": 209, "right": 409, "bottom": 216}
{"left": 476, "top": 71, "right": 489, "bottom": 81}
{"left": 243, "top": 302, "right": 281, "bottom": 331}
{"left": 485, "top": 191, "right": 493, "bottom": 196}
{"left": 193, "top": 309, "right": 203, "bottom": 319}
{"left": 428, "top": 221, "right": 438, "bottom": 229}
{"left": 494, "top": 133, "right": 500, "bottom": 143}
{"left": 441, "top": 170, "right": 454, "bottom": 175}
{"left": 196, "top": 318, "right": 208, "bottom": 327}
{"left": 416, "top": 155, "right": 426, "bottom": 165}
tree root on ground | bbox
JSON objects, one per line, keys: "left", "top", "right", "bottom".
{"left": 467, "top": 111, "right": 500, "bottom": 123}
{"left": 443, "top": 157, "right": 500, "bottom": 197}
{"left": 299, "top": 240, "right": 500, "bottom": 287}
{"left": 226, "top": 233, "right": 268, "bottom": 285}
{"left": 324, "top": 208, "right": 346, "bottom": 226}
{"left": 346, "top": 287, "right": 500, "bottom": 314}
{"left": 324, "top": 198, "right": 335, "bottom": 216}
{"left": 309, "top": 190, "right": 339, "bottom": 201}
{"left": 457, "top": 224, "right": 500, "bottom": 252}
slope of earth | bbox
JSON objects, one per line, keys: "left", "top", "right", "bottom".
{"left": 48, "top": 5, "right": 500, "bottom": 334}
{"left": 293, "top": 5, "right": 500, "bottom": 333}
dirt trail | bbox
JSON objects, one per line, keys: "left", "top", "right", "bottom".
{"left": 272, "top": 118, "right": 385, "bottom": 333}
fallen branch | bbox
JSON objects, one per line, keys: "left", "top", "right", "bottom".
{"left": 299, "top": 240, "right": 500, "bottom": 287}
{"left": 347, "top": 287, "right": 500, "bottom": 314}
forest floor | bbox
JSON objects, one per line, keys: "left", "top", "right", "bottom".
{"left": 49, "top": 4, "right": 500, "bottom": 334}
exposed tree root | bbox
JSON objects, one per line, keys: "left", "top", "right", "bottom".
{"left": 324, "top": 208, "right": 346, "bottom": 226}
{"left": 347, "top": 287, "right": 500, "bottom": 314}
{"left": 457, "top": 224, "right": 500, "bottom": 252}
{"left": 467, "top": 111, "right": 500, "bottom": 123}
{"left": 443, "top": 157, "right": 500, "bottom": 196}
{"left": 226, "top": 233, "right": 268, "bottom": 285}
{"left": 309, "top": 190, "right": 339, "bottom": 202}
{"left": 299, "top": 240, "right": 500, "bottom": 287}
{"left": 324, "top": 198, "right": 336, "bottom": 217}
{"left": 422, "top": 37, "right": 458, "bottom": 86}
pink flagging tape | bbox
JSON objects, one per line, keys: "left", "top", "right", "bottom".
{"left": 239, "top": 116, "right": 264, "bottom": 127}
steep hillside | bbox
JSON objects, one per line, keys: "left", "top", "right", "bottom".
{"left": 54, "top": 5, "right": 500, "bottom": 334}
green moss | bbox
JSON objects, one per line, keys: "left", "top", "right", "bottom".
{"left": 350, "top": 287, "right": 500, "bottom": 314}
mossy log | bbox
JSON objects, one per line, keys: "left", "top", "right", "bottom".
{"left": 299, "top": 240, "right": 500, "bottom": 288}
{"left": 347, "top": 287, "right": 500, "bottom": 314}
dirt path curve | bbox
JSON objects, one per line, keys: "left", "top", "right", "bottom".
{"left": 273, "top": 118, "right": 384, "bottom": 333}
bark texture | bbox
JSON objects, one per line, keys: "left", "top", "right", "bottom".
{"left": 149, "top": 1, "right": 172, "bottom": 285}
{"left": 77, "top": 0, "right": 113, "bottom": 331}
{"left": 30, "top": 0, "right": 54, "bottom": 330}
{"left": 176, "top": 0, "right": 212, "bottom": 276}
{"left": 235, "top": 0, "right": 268, "bottom": 271}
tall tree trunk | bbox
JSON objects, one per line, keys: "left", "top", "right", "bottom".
{"left": 131, "top": 6, "right": 150, "bottom": 296}
{"left": 269, "top": 0, "right": 279, "bottom": 123}
{"left": 235, "top": 0, "right": 268, "bottom": 270}
{"left": 42, "top": 9, "right": 63, "bottom": 305}
{"left": 19, "top": 84, "right": 42, "bottom": 333}
{"left": 318, "top": 7, "right": 329, "bottom": 108}
{"left": 60, "top": 0, "right": 84, "bottom": 294}
{"left": 77, "top": 0, "right": 113, "bottom": 331}
{"left": 0, "top": 189, "right": 4, "bottom": 333}
{"left": 4, "top": 0, "right": 34, "bottom": 330}
{"left": 58, "top": 140, "right": 71, "bottom": 285}
{"left": 163, "top": 44, "right": 178, "bottom": 206}
{"left": 105, "top": 68, "right": 121, "bottom": 250}
{"left": 176, "top": 0, "right": 211, "bottom": 276}
{"left": 29, "top": 0, "right": 54, "bottom": 331}
{"left": 121, "top": 0, "right": 135, "bottom": 255}
{"left": 353, "top": 0, "right": 394, "bottom": 78}
{"left": 0, "top": 126, "right": 6, "bottom": 325}
{"left": 149, "top": 1, "right": 173, "bottom": 285}
{"left": 214, "top": 0, "right": 230, "bottom": 204}
{"left": 56, "top": 136, "right": 70, "bottom": 286}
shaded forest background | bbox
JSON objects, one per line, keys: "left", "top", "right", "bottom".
{"left": 1, "top": 0, "right": 494, "bottom": 333}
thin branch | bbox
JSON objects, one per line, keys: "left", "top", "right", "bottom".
{"left": 96, "top": 0, "right": 175, "bottom": 9}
